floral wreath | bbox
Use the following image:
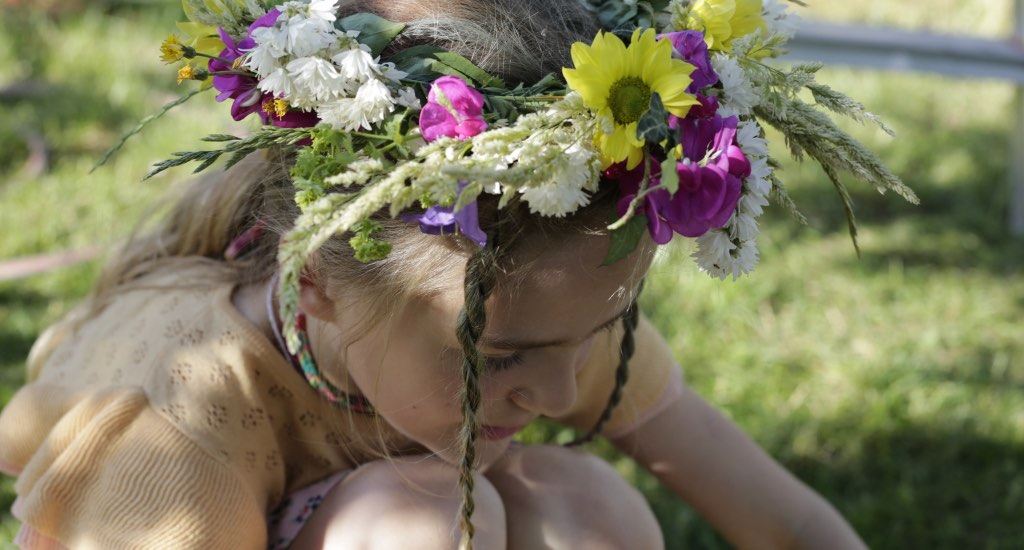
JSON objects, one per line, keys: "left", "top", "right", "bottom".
{"left": 101, "top": 0, "right": 917, "bottom": 385}
{"left": 90, "top": 1, "right": 922, "bottom": 545}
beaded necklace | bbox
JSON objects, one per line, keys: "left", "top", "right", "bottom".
{"left": 266, "top": 274, "right": 376, "bottom": 415}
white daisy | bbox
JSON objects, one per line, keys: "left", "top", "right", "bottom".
{"left": 395, "top": 87, "right": 421, "bottom": 110}
{"left": 317, "top": 98, "right": 364, "bottom": 131}
{"left": 353, "top": 78, "right": 396, "bottom": 125}
{"left": 736, "top": 120, "right": 769, "bottom": 157}
{"left": 286, "top": 56, "right": 347, "bottom": 107}
{"left": 732, "top": 212, "right": 760, "bottom": 241}
{"left": 693, "top": 229, "right": 736, "bottom": 280}
{"left": 740, "top": 192, "right": 770, "bottom": 217}
{"left": 249, "top": 26, "right": 288, "bottom": 59}
{"left": 257, "top": 67, "right": 295, "bottom": 99}
{"left": 306, "top": 0, "right": 338, "bottom": 23}
{"left": 244, "top": 42, "right": 282, "bottom": 77}
{"left": 712, "top": 53, "right": 759, "bottom": 114}
{"left": 331, "top": 45, "right": 379, "bottom": 82}
{"left": 284, "top": 17, "right": 336, "bottom": 57}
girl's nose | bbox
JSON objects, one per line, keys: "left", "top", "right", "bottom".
{"left": 509, "top": 348, "right": 581, "bottom": 418}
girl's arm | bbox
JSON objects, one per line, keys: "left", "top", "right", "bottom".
{"left": 611, "top": 323, "right": 867, "bottom": 549}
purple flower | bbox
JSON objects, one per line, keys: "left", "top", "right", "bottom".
{"left": 610, "top": 159, "right": 675, "bottom": 245}
{"left": 419, "top": 76, "right": 488, "bottom": 142}
{"left": 661, "top": 31, "right": 718, "bottom": 94}
{"left": 401, "top": 182, "right": 488, "bottom": 247}
{"left": 611, "top": 99, "right": 750, "bottom": 241}
{"left": 666, "top": 109, "right": 749, "bottom": 237}
{"left": 209, "top": 10, "right": 318, "bottom": 128}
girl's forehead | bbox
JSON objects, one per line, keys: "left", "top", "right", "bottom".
{"left": 416, "top": 235, "right": 654, "bottom": 342}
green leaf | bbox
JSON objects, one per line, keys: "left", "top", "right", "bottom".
{"left": 431, "top": 51, "right": 505, "bottom": 88}
{"left": 660, "top": 153, "right": 679, "bottom": 196}
{"left": 338, "top": 13, "right": 406, "bottom": 56}
{"left": 201, "top": 133, "right": 242, "bottom": 142}
{"left": 388, "top": 44, "right": 444, "bottom": 65}
{"left": 602, "top": 214, "right": 648, "bottom": 266}
{"left": 636, "top": 92, "right": 669, "bottom": 145}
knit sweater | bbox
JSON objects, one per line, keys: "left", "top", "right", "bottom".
{"left": 0, "top": 260, "right": 683, "bottom": 549}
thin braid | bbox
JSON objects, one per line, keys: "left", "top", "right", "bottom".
{"left": 568, "top": 279, "right": 646, "bottom": 447}
{"left": 455, "top": 232, "right": 499, "bottom": 550}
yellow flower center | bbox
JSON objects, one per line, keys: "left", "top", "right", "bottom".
{"left": 607, "top": 77, "right": 652, "bottom": 125}
{"left": 176, "top": 65, "right": 195, "bottom": 84}
{"left": 272, "top": 99, "right": 289, "bottom": 119}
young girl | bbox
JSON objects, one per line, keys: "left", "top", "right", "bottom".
{"left": 0, "top": 0, "right": 912, "bottom": 548}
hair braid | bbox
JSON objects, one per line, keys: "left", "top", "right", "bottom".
{"left": 569, "top": 279, "right": 646, "bottom": 446}
{"left": 454, "top": 232, "right": 500, "bottom": 550}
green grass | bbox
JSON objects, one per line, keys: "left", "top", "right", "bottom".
{"left": 2, "top": 2, "right": 1023, "bottom": 548}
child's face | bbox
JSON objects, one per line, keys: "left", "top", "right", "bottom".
{"left": 312, "top": 232, "right": 655, "bottom": 468}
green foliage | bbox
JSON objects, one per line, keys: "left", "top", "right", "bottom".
{"left": 336, "top": 13, "right": 406, "bottom": 56}
{"left": 145, "top": 126, "right": 312, "bottom": 179}
{"left": 603, "top": 215, "right": 649, "bottom": 265}
{"left": 91, "top": 89, "right": 207, "bottom": 173}
{"left": 349, "top": 220, "right": 392, "bottom": 263}
{"left": 581, "top": 0, "right": 668, "bottom": 32}
{"left": 291, "top": 127, "right": 358, "bottom": 193}
{"left": 428, "top": 51, "right": 506, "bottom": 89}
{"left": 637, "top": 92, "right": 671, "bottom": 145}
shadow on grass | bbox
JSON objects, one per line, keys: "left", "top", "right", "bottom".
{"left": 635, "top": 422, "right": 1024, "bottom": 550}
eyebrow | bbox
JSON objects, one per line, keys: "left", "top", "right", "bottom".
{"left": 479, "top": 305, "right": 632, "bottom": 351}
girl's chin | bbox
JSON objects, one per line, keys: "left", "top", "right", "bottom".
{"left": 425, "top": 437, "right": 514, "bottom": 470}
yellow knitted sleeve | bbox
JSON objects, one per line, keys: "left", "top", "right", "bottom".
{"left": 552, "top": 313, "right": 685, "bottom": 439}
{"left": 3, "top": 386, "right": 267, "bottom": 549}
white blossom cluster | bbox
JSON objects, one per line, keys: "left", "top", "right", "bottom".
{"left": 243, "top": 0, "right": 418, "bottom": 130}
{"left": 467, "top": 96, "right": 602, "bottom": 217}
{"left": 692, "top": 118, "right": 772, "bottom": 280}
{"left": 318, "top": 95, "right": 602, "bottom": 219}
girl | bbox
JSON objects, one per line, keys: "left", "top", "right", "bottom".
{"left": 0, "top": 0, "right": 901, "bottom": 548}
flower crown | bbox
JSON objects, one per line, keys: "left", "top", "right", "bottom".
{"left": 106, "top": 0, "right": 918, "bottom": 354}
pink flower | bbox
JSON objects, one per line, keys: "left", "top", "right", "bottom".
{"left": 418, "top": 76, "right": 488, "bottom": 142}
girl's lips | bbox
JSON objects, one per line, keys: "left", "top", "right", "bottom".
{"left": 480, "top": 425, "right": 525, "bottom": 441}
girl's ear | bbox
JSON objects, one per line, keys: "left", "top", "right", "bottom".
{"left": 298, "top": 271, "right": 336, "bottom": 323}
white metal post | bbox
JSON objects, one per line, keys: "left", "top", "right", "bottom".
{"left": 1012, "top": 0, "right": 1024, "bottom": 236}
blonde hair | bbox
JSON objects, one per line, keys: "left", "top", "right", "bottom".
{"left": 85, "top": 2, "right": 646, "bottom": 547}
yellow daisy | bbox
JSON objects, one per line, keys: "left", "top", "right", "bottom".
{"left": 563, "top": 29, "right": 699, "bottom": 169}
{"left": 684, "top": 0, "right": 767, "bottom": 52}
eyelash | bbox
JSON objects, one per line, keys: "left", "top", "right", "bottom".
{"left": 483, "top": 317, "right": 621, "bottom": 372}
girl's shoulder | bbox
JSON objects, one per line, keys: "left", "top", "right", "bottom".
{"left": 2, "top": 260, "right": 354, "bottom": 508}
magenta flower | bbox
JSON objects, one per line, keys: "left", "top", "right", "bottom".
{"left": 666, "top": 111, "right": 748, "bottom": 237}
{"left": 610, "top": 159, "right": 675, "bottom": 245}
{"left": 661, "top": 30, "right": 718, "bottom": 93}
{"left": 418, "top": 76, "right": 488, "bottom": 142}
{"left": 209, "top": 10, "right": 318, "bottom": 128}
{"left": 611, "top": 100, "right": 750, "bottom": 241}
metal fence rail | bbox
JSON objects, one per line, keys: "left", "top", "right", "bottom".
{"left": 782, "top": 10, "right": 1024, "bottom": 236}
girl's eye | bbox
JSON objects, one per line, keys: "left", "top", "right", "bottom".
{"left": 484, "top": 352, "right": 525, "bottom": 372}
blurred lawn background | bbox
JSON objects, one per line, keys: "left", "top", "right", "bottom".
{"left": 1, "top": 0, "right": 1023, "bottom": 548}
